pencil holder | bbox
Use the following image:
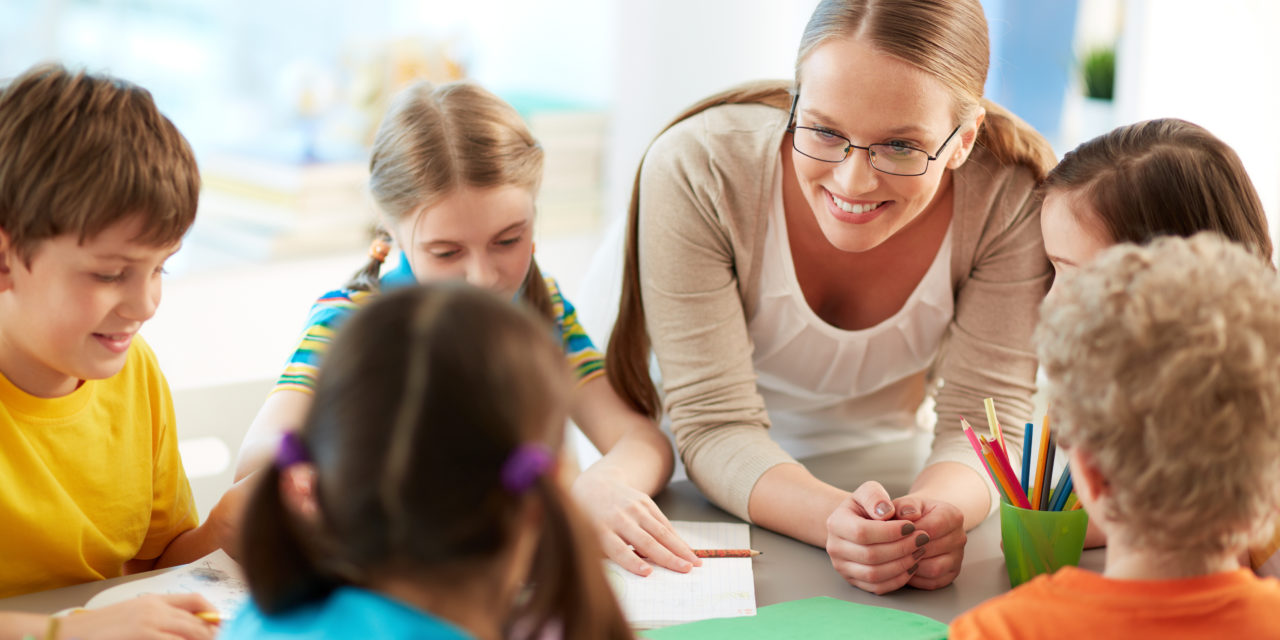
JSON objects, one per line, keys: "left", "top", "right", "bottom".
{"left": 999, "top": 501, "right": 1088, "bottom": 588}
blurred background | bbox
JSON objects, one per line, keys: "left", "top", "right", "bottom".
{"left": 2, "top": 0, "right": 1278, "bottom": 516}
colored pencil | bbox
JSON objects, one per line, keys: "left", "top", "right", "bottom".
{"left": 983, "top": 434, "right": 1032, "bottom": 509}
{"left": 196, "top": 612, "right": 221, "bottom": 625}
{"left": 983, "top": 397, "right": 1007, "bottom": 456}
{"left": 1049, "top": 468, "right": 1074, "bottom": 512}
{"left": 1031, "top": 414, "right": 1052, "bottom": 510}
{"left": 980, "top": 436, "right": 1024, "bottom": 508}
{"left": 962, "top": 421, "right": 1006, "bottom": 502}
{"left": 1062, "top": 492, "right": 1078, "bottom": 512}
{"left": 1021, "top": 422, "right": 1033, "bottom": 496}
{"left": 1038, "top": 429, "right": 1058, "bottom": 510}
{"left": 693, "top": 549, "right": 762, "bottom": 558}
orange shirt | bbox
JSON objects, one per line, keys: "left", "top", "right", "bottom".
{"left": 950, "top": 567, "right": 1280, "bottom": 640}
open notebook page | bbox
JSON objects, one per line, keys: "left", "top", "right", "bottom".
{"left": 85, "top": 549, "right": 247, "bottom": 619}
{"left": 605, "top": 521, "right": 757, "bottom": 629}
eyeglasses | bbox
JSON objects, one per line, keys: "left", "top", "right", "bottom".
{"left": 785, "top": 94, "right": 961, "bottom": 177}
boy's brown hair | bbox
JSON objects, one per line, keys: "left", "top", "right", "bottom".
{"left": 0, "top": 63, "right": 199, "bottom": 263}
{"left": 1036, "top": 233, "right": 1280, "bottom": 557}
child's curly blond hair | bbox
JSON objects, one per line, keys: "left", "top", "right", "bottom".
{"left": 1036, "top": 233, "right": 1280, "bottom": 556}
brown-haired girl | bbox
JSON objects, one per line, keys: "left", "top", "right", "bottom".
{"left": 1038, "top": 117, "right": 1277, "bottom": 573}
{"left": 1041, "top": 117, "right": 1272, "bottom": 293}
{"left": 235, "top": 81, "right": 698, "bottom": 576}
{"left": 606, "top": 0, "right": 1056, "bottom": 594}
{"left": 223, "top": 283, "right": 633, "bottom": 640}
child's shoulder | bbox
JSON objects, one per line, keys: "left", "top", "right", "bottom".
{"left": 304, "top": 287, "right": 378, "bottom": 324}
{"left": 540, "top": 275, "right": 564, "bottom": 300}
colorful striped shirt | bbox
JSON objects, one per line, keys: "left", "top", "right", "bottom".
{"left": 274, "top": 256, "right": 605, "bottom": 395}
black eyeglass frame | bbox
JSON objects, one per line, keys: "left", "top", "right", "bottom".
{"left": 784, "top": 94, "right": 962, "bottom": 177}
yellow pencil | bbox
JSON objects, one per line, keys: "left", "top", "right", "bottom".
{"left": 195, "top": 611, "right": 221, "bottom": 625}
{"left": 984, "top": 397, "right": 1006, "bottom": 454}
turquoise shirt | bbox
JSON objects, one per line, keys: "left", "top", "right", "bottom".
{"left": 222, "top": 586, "right": 473, "bottom": 639}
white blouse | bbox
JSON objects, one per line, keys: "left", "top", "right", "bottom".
{"left": 749, "top": 173, "right": 955, "bottom": 459}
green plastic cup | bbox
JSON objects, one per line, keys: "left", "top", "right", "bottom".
{"left": 999, "top": 500, "right": 1089, "bottom": 588}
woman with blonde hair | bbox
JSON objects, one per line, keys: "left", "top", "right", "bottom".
{"left": 607, "top": 0, "right": 1055, "bottom": 594}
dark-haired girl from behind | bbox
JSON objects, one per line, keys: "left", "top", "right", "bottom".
{"left": 223, "top": 283, "right": 633, "bottom": 640}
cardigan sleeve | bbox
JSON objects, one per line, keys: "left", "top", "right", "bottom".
{"left": 637, "top": 114, "right": 796, "bottom": 522}
{"left": 929, "top": 162, "right": 1049, "bottom": 513}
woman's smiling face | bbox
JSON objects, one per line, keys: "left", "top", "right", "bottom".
{"left": 791, "top": 37, "right": 973, "bottom": 253}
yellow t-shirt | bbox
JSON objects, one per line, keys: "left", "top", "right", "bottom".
{"left": 0, "top": 336, "right": 197, "bottom": 597}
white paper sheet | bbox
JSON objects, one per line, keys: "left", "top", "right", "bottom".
{"left": 605, "top": 520, "right": 757, "bottom": 629}
{"left": 85, "top": 549, "right": 247, "bottom": 619}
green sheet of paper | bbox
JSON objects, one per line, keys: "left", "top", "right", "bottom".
{"left": 639, "top": 596, "right": 947, "bottom": 640}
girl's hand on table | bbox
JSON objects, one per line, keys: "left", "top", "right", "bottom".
{"left": 572, "top": 466, "right": 701, "bottom": 576}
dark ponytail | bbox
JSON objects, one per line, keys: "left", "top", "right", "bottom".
{"left": 606, "top": 80, "right": 793, "bottom": 418}
{"left": 513, "top": 477, "right": 633, "bottom": 640}
{"left": 239, "top": 462, "right": 340, "bottom": 614}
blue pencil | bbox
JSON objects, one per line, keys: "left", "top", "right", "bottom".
{"left": 1021, "top": 422, "right": 1033, "bottom": 496}
{"left": 1048, "top": 466, "right": 1074, "bottom": 511}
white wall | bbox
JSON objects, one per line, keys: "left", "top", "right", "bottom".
{"left": 604, "top": 1, "right": 821, "bottom": 221}
{"left": 1117, "top": 0, "right": 1280, "bottom": 254}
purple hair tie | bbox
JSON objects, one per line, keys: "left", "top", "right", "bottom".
{"left": 501, "top": 443, "right": 554, "bottom": 493}
{"left": 275, "top": 431, "right": 310, "bottom": 468}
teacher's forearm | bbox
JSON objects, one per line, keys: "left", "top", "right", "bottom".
{"left": 910, "top": 461, "right": 990, "bottom": 530}
{"left": 747, "top": 463, "right": 849, "bottom": 547}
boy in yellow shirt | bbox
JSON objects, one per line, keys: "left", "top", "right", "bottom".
{"left": 951, "top": 234, "right": 1280, "bottom": 639}
{"left": 0, "top": 64, "right": 230, "bottom": 639}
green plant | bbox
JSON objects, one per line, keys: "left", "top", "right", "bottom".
{"left": 1081, "top": 46, "right": 1115, "bottom": 101}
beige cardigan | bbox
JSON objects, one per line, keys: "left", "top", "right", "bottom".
{"left": 637, "top": 103, "right": 1049, "bottom": 521}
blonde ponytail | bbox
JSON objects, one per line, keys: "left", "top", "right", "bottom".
{"left": 606, "top": 80, "right": 793, "bottom": 418}
{"left": 976, "top": 98, "right": 1056, "bottom": 181}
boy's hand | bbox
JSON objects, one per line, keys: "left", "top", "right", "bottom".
{"left": 59, "top": 594, "right": 218, "bottom": 640}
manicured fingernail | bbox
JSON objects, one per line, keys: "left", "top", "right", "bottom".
{"left": 913, "top": 547, "right": 927, "bottom": 560}
{"left": 900, "top": 506, "right": 918, "bottom": 517}
{"left": 901, "top": 523, "right": 916, "bottom": 536}
{"left": 874, "top": 502, "right": 892, "bottom": 517}
{"left": 915, "top": 533, "right": 930, "bottom": 547}
{"left": 908, "top": 562, "right": 919, "bottom": 574}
